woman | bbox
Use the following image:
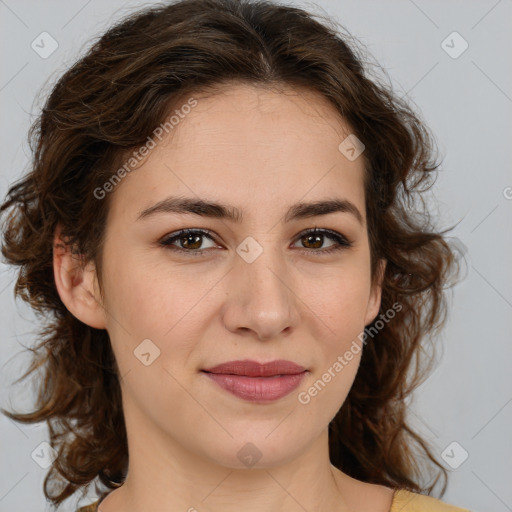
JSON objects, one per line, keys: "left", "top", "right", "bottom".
{"left": 0, "top": 0, "right": 470, "bottom": 510}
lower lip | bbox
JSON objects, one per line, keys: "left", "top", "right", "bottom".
{"left": 203, "top": 372, "right": 306, "bottom": 402}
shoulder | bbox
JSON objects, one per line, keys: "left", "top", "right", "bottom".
{"left": 391, "top": 489, "right": 472, "bottom": 511}
{"left": 76, "top": 501, "right": 99, "bottom": 512}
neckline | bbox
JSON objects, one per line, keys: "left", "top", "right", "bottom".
{"left": 389, "top": 488, "right": 399, "bottom": 511}
{"left": 390, "top": 488, "right": 414, "bottom": 511}
{"left": 94, "top": 486, "right": 404, "bottom": 512}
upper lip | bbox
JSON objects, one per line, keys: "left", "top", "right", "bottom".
{"left": 202, "top": 359, "right": 306, "bottom": 377}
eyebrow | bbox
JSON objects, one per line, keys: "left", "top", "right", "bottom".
{"left": 137, "top": 196, "right": 364, "bottom": 225}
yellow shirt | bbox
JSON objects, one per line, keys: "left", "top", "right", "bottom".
{"left": 76, "top": 488, "right": 472, "bottom": 511}
{"left": 390, "top": 489, "right": 471, "bottom": 510}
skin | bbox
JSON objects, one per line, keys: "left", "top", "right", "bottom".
{"left": 54, "top": 83, "right": 393, "bottom": 512}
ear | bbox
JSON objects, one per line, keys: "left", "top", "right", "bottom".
{"left": 53, "top": 224, "right": 107, "bottom": 329}
{"left": 364, "top": 258, "right": 387, "bottom": 326}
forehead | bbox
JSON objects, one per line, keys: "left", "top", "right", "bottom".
{"left": 107, "top": 83, "right": 367, "bottom": 224}
{"left": 169, "top": 83, "right": 352, "bottom": 154}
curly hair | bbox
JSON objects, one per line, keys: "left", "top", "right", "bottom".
{"left": 0, "top": 0, "right": 459, "bottom": 507}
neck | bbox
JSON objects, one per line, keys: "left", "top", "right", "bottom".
{"left": 99, "top": 409, "right": 353, "bottom": 512}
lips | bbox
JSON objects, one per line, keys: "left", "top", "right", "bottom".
{"left": 203, "top": 359, "right": 306, "bottom": 377}
{"left": 202, "top": 359, "right": 307, "bottom": 402}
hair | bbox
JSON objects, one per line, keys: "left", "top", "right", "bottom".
{"left": 0, "top": 0, "right": 460, "bottom": 507}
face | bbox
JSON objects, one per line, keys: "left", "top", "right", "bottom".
{"left": 96, "top": 83, "right": 382, "bottom": 469}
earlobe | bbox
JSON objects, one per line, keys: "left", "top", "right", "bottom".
{"left": 53, "top": 225, "right": 107, "bottom": 329}
{"left": 364, "top": 258, "right": 387, "bottom": 326}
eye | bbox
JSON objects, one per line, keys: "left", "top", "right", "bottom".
{"left": 292, "top": 227, "right": 352, "bottom": 255}
{"left": 159, "top": 229, "right": 218, "bottom": 256}
{"left": 158, "top": 227, "right": 352, "bottom": 257}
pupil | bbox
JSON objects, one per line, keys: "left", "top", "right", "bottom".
{"left": 305, "top": 234, "right": 322, "bottom": 249}
{"left": 180, "top": 233, "right": 326, "bottom": 250}
{"left": 183, "top": 234, "right": 201, "bottom": 249}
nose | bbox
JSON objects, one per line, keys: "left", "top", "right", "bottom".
{"left": 221, "top": 244, "right": 300, "bottom": 341}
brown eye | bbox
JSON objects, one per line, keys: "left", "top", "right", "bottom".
{"left": 301, "top": 233, "right": 325, "bottom": 249}
{"left": 159, "top": 227, "right": 352, "bottom": 257}
{"left": 159, "top": 229, "right": 217, "bottom": 255}
{"left": 179, "top": 233, "right": 203, "bottom": 250}
{"left": 293, "top": 228, "right": 352, "bottom": 255}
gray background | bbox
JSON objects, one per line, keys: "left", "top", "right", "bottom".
{"left": 0, "top": 1, "right": 511, "bottom": 511}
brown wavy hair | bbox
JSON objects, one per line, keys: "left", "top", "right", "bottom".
{"left": 0, "top": 0, "right": 460, "bottom": 507}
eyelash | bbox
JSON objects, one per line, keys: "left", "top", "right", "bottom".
{"left": 158, "top": 227, "right": 352, "bottom": 257}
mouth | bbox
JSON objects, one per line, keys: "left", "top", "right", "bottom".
{"left": 201, "top": 359, "right": 307, "bottom": 402}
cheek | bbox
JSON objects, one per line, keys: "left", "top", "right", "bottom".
{"left": 100, "top": 260, "right": 205, "bottom": 415}
{"left": 296, "top": 343, "right": 362, "bottom": 440}
{"left": 103, "top": 253, "right": 207, "bottom": 336}
{"left": 296, "top": 277, "right": 368, "bottom": 422}
{"left": 299, "top": 268, "right": 373, "bottom": 338}
{"left": 103, "top": 258, "right": 373, "bottom": 359}
{"left": 101, "top": 257, "right": 223, "bottom": 391}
